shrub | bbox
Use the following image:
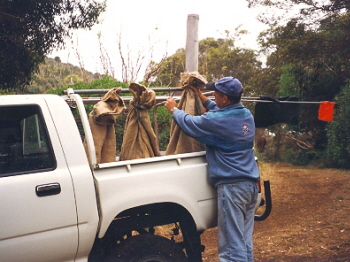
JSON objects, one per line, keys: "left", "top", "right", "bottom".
{"left": 324, "top": 82, "right": 350, "bottom": 169}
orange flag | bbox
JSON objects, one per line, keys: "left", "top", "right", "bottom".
{"left": 318, "top": 101, "right": 335, "bottom": 122}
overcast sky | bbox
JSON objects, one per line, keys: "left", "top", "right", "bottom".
{"left": 48, "top": 0, "right": 271, "bottom": 80}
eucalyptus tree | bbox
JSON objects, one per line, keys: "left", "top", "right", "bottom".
{"left": 0, "top": 0, "right": 106, "bottom": 91}
{"left": 245, "top": 0, "right": 350, "bottom": 165}
{"left": 150, "top": 36, "right": 262, "bottom": 94}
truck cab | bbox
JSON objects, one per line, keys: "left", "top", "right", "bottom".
{"left": 0, "top": 95, "right": 99, "bottom": 262}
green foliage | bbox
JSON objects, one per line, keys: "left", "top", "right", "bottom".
{"left": 64, "top": 74, "right": 83, "bottom": 85}
{"left": 247, "top": 0, "right": 350, "bottom": 13}
{"left": 198, "top": 37, "right": 262, "bottom": 86}
{"left": 324, "top": 83, "right": 350, "bottom": 169}
{"left": 252, "top": 3, "right": 350, "bottom": 167}
{"left": 115, "top": 114, "right": 127, "bottom": 155}
{"left": 256, "top": 12, "right": 350, "bottom": 153}
{"left": 278, "top": 64, "right": 299, "bottom": 97}
{"left": 149, "top": 107, "right": 173, "bottom": 151}
{"left": 149, "top": 49, "right": 186, "bottom": 87}
{"left": 47, "top": 76, "right": 128, "bottom": 95}
{"left": 0, "top": 0, "right": 106, "bottom": 91}
{"left": 150, "top": 34, "right": 262, "bottom": 95}
{"left": 246, "top": 0, "right": 350, "bottom": 26}
{"left": 283, "top": 148, "right": 316, "bottom": 166}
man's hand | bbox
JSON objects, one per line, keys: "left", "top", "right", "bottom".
{"left": 188, "top": 84, "right": 200, "bottom": 95}
{"left": 164, "top": 97, "right": 178, "bottom": 113}
{"left": 189, "top": 85, "right": 209, "bottom": 104}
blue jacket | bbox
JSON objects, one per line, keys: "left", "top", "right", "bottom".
{"left": 172, "top": 99, "right": 260, "bottom": 187}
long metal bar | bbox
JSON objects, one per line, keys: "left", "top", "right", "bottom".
{"left": 66, "top": 88, "right": 97, "bottom": 168}
{"left": 66, "top": 96, "right": 325, "bottom": 105}
{"left": 62, "top": 89, "right": 327, "bottom": 104}
{"left": 63, "top": 96, "right": 184, "bottom": 105}
{"left": 70, "top": 97, "right": 325, "bottom": 105}
{"left": 62, "top": 87, "right": 184, "bottom": 95}
{"left": 241, "top": 99, "right": 323, "bottom": 104}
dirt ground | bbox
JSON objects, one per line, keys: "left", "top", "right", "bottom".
{"left": 200, "top": 162, "right": 350, "bottom": 261}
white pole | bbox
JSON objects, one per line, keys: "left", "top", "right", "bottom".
{"left": 186, "top": 14, "right": 199, "bottom": 72}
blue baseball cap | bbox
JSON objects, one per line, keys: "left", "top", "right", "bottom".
{"left": 205, "top": 77, "right": 243, "bottom": 97}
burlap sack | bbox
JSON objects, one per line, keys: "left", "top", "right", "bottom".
{"left": 93, "top": 87, "right": 125, "bottom": 125}
{"left": 86, "top": 88, "right": 125, "bottom": 164}
{"left": 120, "top": 83, "right": 160, "bottom": 161}
{"left": 165, "top": 72, "right": 207, "bottom": 155}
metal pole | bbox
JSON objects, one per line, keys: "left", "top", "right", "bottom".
{"left": 186, "top": 14, "right": 199, "bottom": 72}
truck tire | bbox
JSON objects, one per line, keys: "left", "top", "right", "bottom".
{"left": 106, "top": 234, "right": 188, "bottom": 262}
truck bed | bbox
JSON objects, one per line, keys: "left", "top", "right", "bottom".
{"left": 94, "top": 151, "right": 217, "bottom": 238}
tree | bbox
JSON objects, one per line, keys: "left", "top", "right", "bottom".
{"left": 265, "top": 16, "right": 350, "bottom": 150}
{"left": 324, "top": 82, "right": 350, "bottom": 168}
{"left": 246, "top": 0, "right": 350, "bottom": 165}
{"left": 149, "top": 36, "right": 262, "bottom": 92}
{"left": 0, "top": 0, "right": 106, "bottom": 91}
{"left": 245, "top": 0, "right": 350, "bottom": 26}
{"left": 149, "top": 48, "right": 186, "bottom": 87}
{"left": 198, "top": 37, "right": 262, "bottom": 85}
{"left": 247, "top": 0, "right": 350, "bottom": 12}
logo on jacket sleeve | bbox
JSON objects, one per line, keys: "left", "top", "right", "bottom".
{"left": 242, "top": 124, "right": 250, "bottom": 136}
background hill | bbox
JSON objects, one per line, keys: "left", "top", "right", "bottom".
{"left": 27, "top": 56, "right": 103, "bottom": 93}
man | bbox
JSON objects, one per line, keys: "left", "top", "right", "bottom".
{"left": 164, "top": 76, "right": 260, "bottom": 262}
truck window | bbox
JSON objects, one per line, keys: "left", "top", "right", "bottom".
{"left": 0, "top": 105, "right": 56, "bottom": 177}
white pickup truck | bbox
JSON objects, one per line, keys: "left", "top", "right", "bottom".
{"left": 0, "top": 89, "right": 271, "bottom": 262}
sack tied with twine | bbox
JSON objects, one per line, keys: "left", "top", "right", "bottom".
{"left": 86, "top": 88, "right": 125, "bottom": 164}
{"left": 165, "top": 72, "right": 207, "bottom": 155}
{"left": 120, "top": 83, "right": 160, "bottom": 160}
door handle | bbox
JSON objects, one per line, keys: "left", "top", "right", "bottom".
{"left": 36, "top": 183, "right": 61, "bottom": 197}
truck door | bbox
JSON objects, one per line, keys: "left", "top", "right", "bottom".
{"left": 0, "top": 104, "right": 78, "bottom": 262}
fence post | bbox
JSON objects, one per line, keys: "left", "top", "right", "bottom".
{"left": 186, "top": 14, "right": 199, "bottom": 72}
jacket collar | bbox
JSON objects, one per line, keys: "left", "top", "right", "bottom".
{"left": 222, "top": 102, "right": 244, "bottom": 110}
